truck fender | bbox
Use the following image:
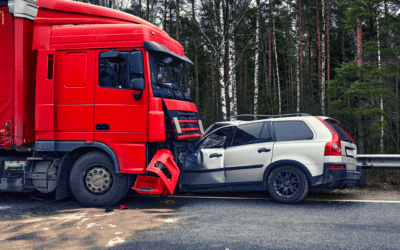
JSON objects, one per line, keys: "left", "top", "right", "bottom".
{"left": 133, "top": 149, "right": 180, "bottom": 195}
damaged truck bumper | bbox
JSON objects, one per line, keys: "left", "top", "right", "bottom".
{"left": 133, "top": 149, "right": 180, "bottom": 195}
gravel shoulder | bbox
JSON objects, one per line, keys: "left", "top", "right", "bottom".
{"left": 307, "top": 187, "right": 400, "bottom": 201}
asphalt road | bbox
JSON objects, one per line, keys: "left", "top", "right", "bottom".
{"left": 1, "top": 191, "right": 400, "bottom": 250}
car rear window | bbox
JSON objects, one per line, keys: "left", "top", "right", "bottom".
{"left": 273, "top": 121, "right": 314, "bottom": 141}
{"left": 325, "top": 120, "right": 353, "bottom": 143}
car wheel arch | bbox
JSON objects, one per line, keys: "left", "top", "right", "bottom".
{"left": 263, "top": 160, "right": 312, "bottom": 186}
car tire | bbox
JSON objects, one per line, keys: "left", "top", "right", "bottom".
{"left": 267, "top": 165, "right": 309, "bottom": 204}
{"left": 69, "top": 151, "right": 130, "bottom": 207}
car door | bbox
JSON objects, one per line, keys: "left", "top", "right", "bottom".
{"left": 224, "top": 122, "right": 273, "bottom": 184}
{"left": 180, "top": 126, "right": 235, "bottom": 187}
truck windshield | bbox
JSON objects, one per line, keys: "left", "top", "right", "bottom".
{"left": 149, "top": 51, "right": 192, "bottom": 101}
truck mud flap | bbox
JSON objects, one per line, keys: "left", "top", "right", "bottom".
{"left": 133, "top": 149, "right": 180, "bottom": 195}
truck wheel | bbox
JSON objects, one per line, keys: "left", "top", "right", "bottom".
{"left": 69, "top": 151, "right": 129, "bottom": 207}
{"left": 267, "top": 165, "right": 309, "bottom": 204}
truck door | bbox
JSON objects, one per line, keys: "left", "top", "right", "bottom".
{"left": 94, "top": 49, "right": 148, "bottom": 173}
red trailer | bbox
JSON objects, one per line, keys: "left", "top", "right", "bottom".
{"left": 0, "top": 0, "right": 203, "bottom": 206}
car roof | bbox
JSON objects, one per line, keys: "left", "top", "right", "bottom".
{"left": 215, "top": 115, "right": 334, "bottom": 127}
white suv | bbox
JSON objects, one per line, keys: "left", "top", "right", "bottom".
{"left": 180, "top": 113, "right": 359, "bottom": 203}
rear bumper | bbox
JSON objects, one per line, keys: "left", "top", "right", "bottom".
{"left": 311, "top": 163, "right": 361, "bottom": 189}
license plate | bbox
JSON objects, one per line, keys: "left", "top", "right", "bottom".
{"left": 346, "top": 149, "right": 354, "bottom": 157}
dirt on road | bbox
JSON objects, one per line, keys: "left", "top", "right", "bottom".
{"left": 0, "top": 206, "right": 175, "bottom": 250}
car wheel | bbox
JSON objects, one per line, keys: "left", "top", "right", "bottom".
{"left": 69, "top": 151, "right": 130, "bottom": 207}
{"left": 267, "top": 165, "right": 309, "bottom": 204}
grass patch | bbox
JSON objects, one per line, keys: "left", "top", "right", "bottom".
{"left": 365, "top": 169, "right": 400, "bottom": 190}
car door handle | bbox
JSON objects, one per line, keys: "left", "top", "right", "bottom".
{"left": 258, "top": 148, "right": 271, "bottom": 153}
{"left": 210, "top": 153, "right": 223, "bottom": 158}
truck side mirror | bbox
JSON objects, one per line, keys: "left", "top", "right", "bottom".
{"left": 129, "top": 50, "right": 145, "bottom": 100}
{"left": 130, "top": 51, "right": 144, "bottom": 75}
{"left": 129, "top": 78, "right": 145, "bottom": 100}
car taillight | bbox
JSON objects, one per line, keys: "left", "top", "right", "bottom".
{"left": 329, "top": 165, "right": 345, "bottom": 169}
{"left": 316, "top": 117, "right": 342, "bottom": 156}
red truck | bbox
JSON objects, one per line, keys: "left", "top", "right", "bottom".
{"left": 0, "top": 0, "right": 203, "bottom": 207}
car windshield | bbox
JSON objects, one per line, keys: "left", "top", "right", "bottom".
{"left": 149, "top": 51, "right": 191, "bottom": 101}
{"left": 200, "top": 123, "right": 231, "bottom": 140}
{"left": 196, "top": 126, "right": 235, "bottom": 150}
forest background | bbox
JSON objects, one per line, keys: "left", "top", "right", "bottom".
{"left": 78, "top": 0, "right": 400, "bottom": 155}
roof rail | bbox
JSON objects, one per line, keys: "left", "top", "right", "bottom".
{"left": 222, "top": 113, "right": 311, "bottom": 122}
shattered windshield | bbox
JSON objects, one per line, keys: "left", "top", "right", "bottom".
{"left": 196, "top": 126, "right": 235, "bottom": 150}
{"left": 149, "top": 51, "right": 192, "bottom": 101}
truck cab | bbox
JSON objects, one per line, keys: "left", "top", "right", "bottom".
{"left": 0, "top": 0, "right": 203, "bottom": 206}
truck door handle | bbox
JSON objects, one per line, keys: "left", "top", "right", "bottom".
{"left": 96, "top": 124, "right": 109, "bottom": 131}
{"left": 258, "top": 148, "right": 271, "bottom": 153}
{"left": 210, "top": 153, "right": 223, "bottom": 158}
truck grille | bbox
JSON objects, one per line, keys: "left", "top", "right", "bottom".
{"left": 166, "top": 110, "right": 203, "bottom": 140}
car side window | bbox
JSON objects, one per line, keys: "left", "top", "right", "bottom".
{"left": 232, "top": 122, "right": 263, "bottom": 146}
{"left": 273, "top": 121, "right": 314, "bottom": 142}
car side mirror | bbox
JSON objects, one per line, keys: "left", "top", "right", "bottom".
{"left": 129, "top": 78, "right": 145, "bottom": 100}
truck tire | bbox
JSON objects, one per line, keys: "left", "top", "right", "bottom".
{"left": 69, "top": 151, "right": 129, "bottom": 207}
{"left": 267, "top": 165, "right": 309, "bottom": 204}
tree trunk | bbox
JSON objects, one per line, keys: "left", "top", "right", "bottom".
{"left": 269, "top": 0, "right": 272, "bottom": 102}
{"left": 342, "top": 26, "right": 345, "bottom": 62}
{"left": 327, "top": 0, "right": 330, "bottom": 115}
{"left": 273, "top": 16, "right": 281, "bottom": 115}
{"left": 219, "top": 0, "right": 227, "bottom": 119}
{"left": 138, "top": 0, "right": 142, "bottom": 18}
{"left": 228, "top": 2, "right": 237, "bottom": 118}
{"left": 357, "top": 17, "right": 364, "bottom": 153}
{"left": 208, "top": 0, "right": 216, "bottom": 101}
{"left": 164, "top": 0, "right": 167, "bottom": 30}
{"left": 316, "top": 0, "right": 321, "bottom": 110}
{"left": 192, "top": 0, "right": 200, "bottom": 107}
{"left": 327, "top": 0, "right": 330, "bottom": 81}
{"left": 306, "top": 19, "right": 310, "bottom": 100}
{"left": 357, "top": 18, "right": 363, "bottom": 66}
{"left": 321, "top": 0, "right": 326, "bottom": 115}
{"left": 299, "top": 0, "right": 303, "bottom": 113}
{"left": 295, "top": 21, "right": 300, "bottom": 113}
{"left": 245, "top": 61, "right": 248, "bottom": 110}
{"left": 254, "top": 0, "right": 260, "bottom": 116}
{"left": 397, "top": 63, "right": 399, "bottom": 153}
{"left": 169, "top": 1, "right": 172, "bottom": 35}
{"left": 146, "top": 0, "right": 149, "bottom": 21}
{"left": 176, "top": 0, "right": 180, "bottom": 42}
{"left": 263, "top": 37, "right": 269, "bottom": 95}
{"left": 377, "top": 15, "right": 383, "bottom": 153}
